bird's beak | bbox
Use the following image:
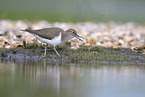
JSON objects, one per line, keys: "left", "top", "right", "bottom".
{"left": 75, "top": 34, "right": 84, "bottom": 41}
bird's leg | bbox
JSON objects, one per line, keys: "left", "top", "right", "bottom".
{"left": 54, "top": 46, "right": 61, "bottom": 57}
{"left": 41, "top": 43, "right": 47, "bottom": 56}
{"left": 44, "top": 45, "right": 47, "bottom": 56}
{"left": 39, "top": 43, "right": 47, "bottom": 59}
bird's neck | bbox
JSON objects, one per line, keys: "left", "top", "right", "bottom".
{"left": 61, "top": 34, "right": 74, "bottom": 44}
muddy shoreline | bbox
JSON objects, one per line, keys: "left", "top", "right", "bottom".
{"left": 0, "top": 46, "right": 144, "bottom": 65}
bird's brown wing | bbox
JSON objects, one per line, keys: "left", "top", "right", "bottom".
{"left": 23, "top": 28, "right": 64, "bottom": 40}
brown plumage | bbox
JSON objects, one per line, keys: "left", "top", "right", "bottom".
{"left": 22, "top": 27, "right": 65, "bottom": 40}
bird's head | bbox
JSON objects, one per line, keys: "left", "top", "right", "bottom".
{"left": 66, "top": 29, "right": 84, "bottom": 41}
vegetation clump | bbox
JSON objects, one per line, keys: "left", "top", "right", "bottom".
{"left": 0, "top": 43, "right": 144, "bottom": 64}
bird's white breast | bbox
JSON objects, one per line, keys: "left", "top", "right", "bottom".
{"left": 33, "top": 32, "right": 62, "bottom": 46}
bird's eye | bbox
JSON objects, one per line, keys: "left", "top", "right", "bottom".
{"left": 72, "top": 31, "right": 75, "bottom": 34}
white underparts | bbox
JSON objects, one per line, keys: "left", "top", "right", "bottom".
{"left": 33, "top": 32, "right": 62, "bottom": 46}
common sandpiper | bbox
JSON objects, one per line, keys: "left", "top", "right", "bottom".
{"left": 21, "top": 27, "right": 84, "bottom": 57}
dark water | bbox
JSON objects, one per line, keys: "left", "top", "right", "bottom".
{"left": 0, "top": 60, "right": 145, "bottom": 97}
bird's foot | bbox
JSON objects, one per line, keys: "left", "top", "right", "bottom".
{"left": 56, "top": 53, "right": 61, "bottom": 57}
{"left": 39, "top": 55, "right": 47, "bottom": 60}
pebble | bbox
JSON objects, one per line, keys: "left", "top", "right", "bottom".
{"left": 0, "top": 20, "right": 145, "bottom": 50}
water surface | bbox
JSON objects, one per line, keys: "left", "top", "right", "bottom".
{"left": 0, "top": 60, "right": 145, "bottom": 97}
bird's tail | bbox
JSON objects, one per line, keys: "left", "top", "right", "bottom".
{"left": 21, "top": 27, "right": 32, "bottom": 32}
{"left": 21, "top": 29, "right": 29, "bottom": 32}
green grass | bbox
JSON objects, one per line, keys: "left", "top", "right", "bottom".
{"left": 1, "top": 11, "right": 143, "bottom": 23}
{"left": 61, "top": 46, "right": 144, "bottom": 63}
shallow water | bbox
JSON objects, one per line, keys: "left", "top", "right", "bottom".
{"left": 0, "top": 60, "right": 145, "bottom": 97}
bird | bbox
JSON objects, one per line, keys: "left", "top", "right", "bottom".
{"left": 21, "top": 27, "right": 84, "bottom": 57}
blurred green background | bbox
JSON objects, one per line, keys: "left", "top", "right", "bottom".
{"left": 0, "top": 0, "right": 145, "bottom": 22}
